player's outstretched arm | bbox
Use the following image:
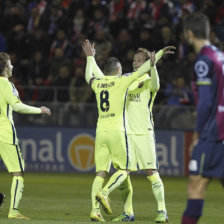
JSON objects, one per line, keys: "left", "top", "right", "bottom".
{"left": 82, "top": 39, "right": 95, "bottom": 84}
{"left": 91, "top": 42, "right": 105, "bottom": 79}
{"left": 149, "top": 51, "right": 160, "bottom": 92}
{"left": 40, "top": 106, "right": 51, "bottom": 116}
{"left": 12, "top": 102, "right": 51, "bottom": 116}
{"left": 155, "top": 46, "right": 176, "bottom": 63}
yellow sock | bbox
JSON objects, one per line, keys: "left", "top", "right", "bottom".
{"left": 10, "top": 176, "right": 24, "bottom": 211}
{"left": 147, "top": 173, "right": 166, "bottom": 211}
{"left": 119, "top": 175, "right": 133, "bottom": 215}
{"left": 103, "top": 170, "right": 128, "bottom": 195}
{"left": 91, "top": 176, "right": 104, "bottom": 210}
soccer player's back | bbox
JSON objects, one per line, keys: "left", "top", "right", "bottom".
{"left": 93, "top": 74, "right": 130, "bottom": 133}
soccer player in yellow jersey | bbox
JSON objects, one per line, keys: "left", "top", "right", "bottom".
{"left": 82, "top": 40, "right": 161, "bottom": 222}
{"left": 86, "top": 41, "right": 175, "bottom": 222}
{"left": 0, "top": 52, "right": 51, "bottom": 219}
{"left": 113, "top": 47, "right": 175, "bottom": 223}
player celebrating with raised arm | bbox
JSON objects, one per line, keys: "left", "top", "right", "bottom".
{"left": 82, "top": 39, "right": 159, "bottom": 222}
{"left": 113, "top": 46, "right": 175, "bottom": 223}
{"left": 0, "top": 52, "right": 51, "bottom": 219}
{"left": 88, "top": 43, "right": 175, "bottom": 222}
{"left": 181, "top": 13, "right": 224, "bottom": 224}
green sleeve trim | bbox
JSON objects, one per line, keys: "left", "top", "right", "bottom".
{"left": 196, "top": 81, "right": 211, "bottom": 85}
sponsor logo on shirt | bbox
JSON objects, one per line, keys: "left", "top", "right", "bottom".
{"left": 194, "top": 60, "right": 209, "bottom": 78}
{"left": 128, "top": 93, "right": 141, "bottom": 102}
{"left": 100, "top": 113, "right": 115, "bottom": 119}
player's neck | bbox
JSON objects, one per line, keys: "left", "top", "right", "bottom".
{"left": 193, "top": 39, "right": 210, "bottom": 53}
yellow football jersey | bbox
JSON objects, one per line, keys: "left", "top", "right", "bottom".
{"left": 0, "top": 77, "right": 21, "bottom": 145}
{"left": 125, "top": 74, "right": 158, "bottom": 134}
{"left": 91, "top": 72, "right": 139, "bottom": 132}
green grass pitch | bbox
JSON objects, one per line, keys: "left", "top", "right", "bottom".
{"left": 0, "top": 172, "right": 223, "bottom": 224}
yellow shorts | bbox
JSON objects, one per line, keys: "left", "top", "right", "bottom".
{"left": 94, "top": 131, "right": 136, "bottom": 172}
{"left": 0, "top": 141, "right": 25, "bottom": 173}
{"left": 128, "top": 133, "right": 158, "bottom": 170}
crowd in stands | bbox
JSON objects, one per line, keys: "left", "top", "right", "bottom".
{"left": 0, "top": 0, "right": 223, "bottom": 107}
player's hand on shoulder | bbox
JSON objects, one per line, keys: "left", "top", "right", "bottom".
{"left": 40, "top": 106, "right": 51, "bottom": 116}
{"left": 82, "top": 39, "right": 95, "bottom": 57}
{"left": 162, "top": 46, "right": 176, "bottom": 55}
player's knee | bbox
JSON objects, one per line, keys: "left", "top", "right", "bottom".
{"left": 146, "top": 169, "right": 157, "bottom": 176}
{"left": 188, "top": 175, "right": 209, "bottom": 198}
{"left": 13, "top": 172, "right": 24, "bottom": 177}
{"left": 96, "top": 171, "right": 107, "bottom": 178}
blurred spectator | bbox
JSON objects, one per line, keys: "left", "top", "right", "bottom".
{"left": 49, "top": 29, "right": 73, "bottom": 58}
{"left": 1, "top": 3, "right": 26, "bottom": 35}
{"left": 27, "top": 27, "right": 51, "bottom": 57}
{"left": 113, "top": 29, "right": 133, "bottom": 61}
{"left": 69, "top": 67, "right": 93, "bottom": 104}
{"left": 53, "top": 65, "right": 71, "bottom": 102}
{"left": 83, "top": 8, "right": 108, "bottom": 39}
{"left": 28, "top": 51, "right": 49, "bottom": 86}
{"left": 48, "top": 48, "right": 72, "bottom": 82}
{"left": 66, "top": 0, "right": 86, "bottom": 18}
{"left": 126, "top": 0, "right": 147, "bottom": 20}
{"left": 137, "top": 29, "right": 157, "bottom": 51}
{"left": 69, "top": 9, "right": 85, "bottom": 43}
{"left": 160, "top": 26, "right": 177, "bottom": 61}
{"left": 200, "top": 0, "right": 216, "bottom": 25}
{"left": 47, "top": 4, "right": 70, "bottom": 35}
{"left": 156, "top": 76, "right": 195, "bottom": 129}
{"left": 108, "top": 0, "right": 127, "bottom": 37}
{"left": 61, "top": 67, "right": 94, "bottom": 125}
{"left": 7, "top": 24, "right": 30, "bottom": 60}
{"left": 27, "top": 51, "right": 50, "bottom": 101}
{"left": 94, "top": 28, "right": 113, "bottom": 64}
{"left": 165, "top": 77, "right": 194, "bottom": 106}
{"left": 109, "top": 0, "right": 125, "bottom": 21}
{"left": 27, "top": 4, "right": 49, "bottom": 34}
{"left": 148, "top": 0, "right": 173, "bottom": 23}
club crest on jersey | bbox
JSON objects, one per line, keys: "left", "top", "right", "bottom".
{"left": 194, "top": 60, "right": 209, "bottom": 78}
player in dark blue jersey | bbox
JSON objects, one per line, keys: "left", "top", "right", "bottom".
{"left": 182, "top": 13, "right": 224, "bottom": 224}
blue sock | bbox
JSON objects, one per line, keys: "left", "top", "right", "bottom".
{"left": 182, "top": 199, "right": 204, "bottom": 224}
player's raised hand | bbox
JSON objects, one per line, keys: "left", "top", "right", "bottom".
{"left": 82, "top": 39, "right": 95, "bottom": 57}
{"left": 91, "top": 42, "right": 96, "bottom": 56}
{"left": 149, "top": 51, "right": 156, "bottom": 66}
{"left": 40, "top": 106, "right": 51, "bottom": 116}
{"left": 162, "top": 46, "right": 176, "bottom": 55}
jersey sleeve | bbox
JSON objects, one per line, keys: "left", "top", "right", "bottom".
{"left": 194, "top": 55, "right": 212, "bottom": 85}
{"left": 121, "top": 59, "right": 152, "bottom": 88}
{"left": 5, "top": 82, "right": 21, "bottom": 106}
{"left": 194, "top": 55, "right": 213, "bottom": 133}
{"left": 92, "top": 58, "right": 105, "bottom": 79}
{"left": 120, "top": 72, "right": 139, "bottom": 89}
{"left": 85, "top": 56, "right": 95, "bottom": 84}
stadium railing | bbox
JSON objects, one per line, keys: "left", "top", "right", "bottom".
{"left": 15, "top": 86, "right": 196, "bottom": 130}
